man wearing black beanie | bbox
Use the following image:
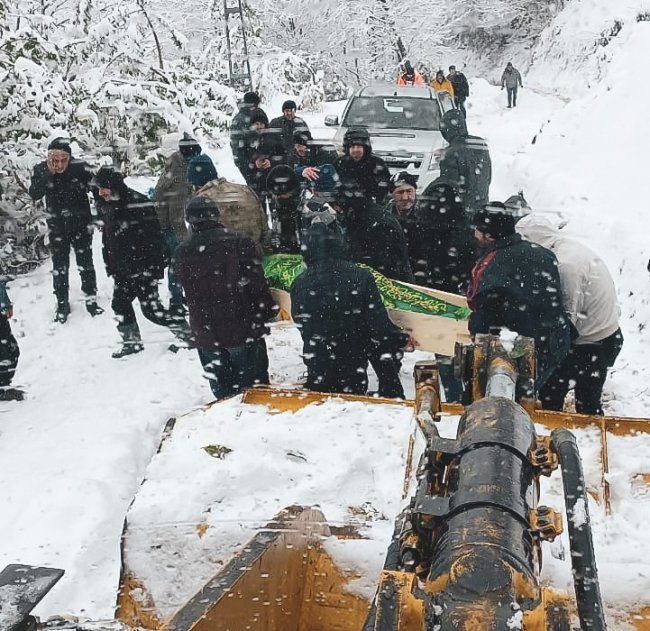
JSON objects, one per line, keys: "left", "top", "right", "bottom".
{"left": 269, "top": 99, "right": 310, "bottom": 153}
{"left": 230, "top": 91, "right": 268, "bottom": 174}
{"left": 29, "top": 137, "right": 102, "bottom": 323}
{"left": 467, "top": 202, "right": 571, "bottom": 390}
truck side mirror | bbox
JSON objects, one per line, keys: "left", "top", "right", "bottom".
{"left": 324, "top": 115, "right": 339, "bottom": 127}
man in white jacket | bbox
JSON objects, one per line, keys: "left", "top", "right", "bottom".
{"left": 516, "top": 214, "right": 623, "bottom": 415}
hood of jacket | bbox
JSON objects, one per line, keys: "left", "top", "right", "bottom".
{"left": 440, "top": 109, "right": 468, "bottom": 143}
{"left": 515, "top": 214, "right": 560, "bottom": 250}
{"left": 302, "top": 223, "right": 346, "bottom": 265}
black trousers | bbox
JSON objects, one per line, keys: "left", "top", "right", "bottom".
{"left": 111, "top": 275, "right": 179, "bottom": 329}
{"left": 369, "top": 347, "right": 405, "bottom": 399}
{"left": 198, "top": 338, "right": 270, "bottom": 400}
{"left": 540, "top": 328, "right": 623, "bottom": 415}
{"left": 49, "top": 225, "right": 97, "bottom": 300}
{"left": 0, "top": 316, "right": 19, "bottom": 387}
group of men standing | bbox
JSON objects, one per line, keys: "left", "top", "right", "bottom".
{"left": 2, "top": 86, "right": 622, "bottom": 416}
{"left": 398, "top": 62, "right": 470, "bottom": 117}
{"left": 398, "top": 60, "right": 524, "bottom": 111}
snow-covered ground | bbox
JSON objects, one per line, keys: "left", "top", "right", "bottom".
{"left": 2, "top": 9, "right": 650, "bottom": 624}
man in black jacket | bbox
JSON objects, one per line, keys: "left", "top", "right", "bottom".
{"left": 94, "top": 167, "right": 190, "bottom": 358}
{"left": 334, "top": 127, "right": 390, "bottom": 203}
{"left": 467, "top": 202, "right": 571, "bottom": 389}
{"left": 385, "top": 171, "right": 419, "bottom": 260}
{"left": 175, "top": 196, "right": 277, "bottom": 400}
{"left": 269, "top": 100, "right": 310, "bottom": 153}
{"left": 412, "top": 179, "right": 475, "bottom": 294}
{"left": 230, "top": 92, "right": 268, "bottom": 172}
{"left": 291, "top": 224, "right": 412, "bottom": 395}
{"left": 336, "top": 181, "right": 414, "bottom": 283}
{"left": 447, "top": 66, "right": 470, "bottom": 118}
{"left": 289, "top": 130, "right": 338, "bottom": 183}
{"left": 29, "top": 138, "right": 102, "bottom": 323}
{"left": 439, "top": 110, "right": 491, "bottom": 217}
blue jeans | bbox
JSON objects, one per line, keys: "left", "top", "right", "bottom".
{"left": 507, "top": 87, "right": 518, "bottom": 107}
{"left": 163, "top": 228, "right": 184, "bottom": 306}
{"left": 198, "top": 338, "right": 270, "bottom": 400}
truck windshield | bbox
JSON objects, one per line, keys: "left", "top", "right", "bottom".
{"left": 343, "top": 96, "right": 440, "bottom": 131}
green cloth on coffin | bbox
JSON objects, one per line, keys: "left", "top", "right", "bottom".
{"left": 263, "top": 254, "right": 471, "bottom": 321}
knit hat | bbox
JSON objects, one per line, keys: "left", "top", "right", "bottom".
{"left": 343, "top": 126, "right": 372, "bottom": 154}
{"left": 389, "top": 171, "right": 418, "bottom": 193}
{"left": 473, "top": 202, "right": 517, "bottom": 239}
{"left": 293, "top": 129, "right": 312, "bottom": 147}
{"left": 185, "top": 196, "right": 220, "bottom": 225}
{"left": 48, "top": 137, "right": 72, "bottom": 155}
{"left": 178, "top": 133, "right": 202, "bottom": 160}
{"left": 312, "top": 164, "right": 338, "bottom": 195}
{"left": 243, "top": 91, "right": 261, "bottom": 106}
{"left": 94, "top": 165, "right": 125, "bottom": 191}
{"left": 282, "top": 99, "right": 297, "bottom": 111}
{"left": 186, "top": 155, "right": 218, "bottom": 188}
{"left": 248, "top": 107, "right": 269, "bottom": 128}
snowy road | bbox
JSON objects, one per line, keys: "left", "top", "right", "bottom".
{"left": 1, "top": 78, "right": 648, "bottom": 622}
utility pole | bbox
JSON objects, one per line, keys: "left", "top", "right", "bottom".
{"left": 223, "top": 0, "right": 254, "bottom": 91}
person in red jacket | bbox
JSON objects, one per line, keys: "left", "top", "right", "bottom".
{"left": 174, "top": 196, "right": 277, "bottom": 400}
{"left": 397, "top": 60, "right": 425, "bottom": 86}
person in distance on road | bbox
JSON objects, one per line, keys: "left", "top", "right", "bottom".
{"left": 447, "top": 65, "right": 470, "bottom": 118}
{"left": 501, "top": 62, "right": 523, "bottom": 108}
{"left": 430, "top": 69, "right": 455, "bottom": 97}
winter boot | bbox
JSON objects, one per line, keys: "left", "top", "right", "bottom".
{"left": 168, "top": 320, "right": 194, "bottom": 353}
{"left": 168, "top": 302, "right": 187, "bottom": 318}
{"left": 112, "top": 323, "right": 144, "bottom": 359}
{"left": 0, "top": 387, "right": 24, "bottom": 401}
{"left": 85, "top": 297, "right": 104, "bottom": 317}
{"left": 54, "top": 296, "right": 71, "bottom": 324}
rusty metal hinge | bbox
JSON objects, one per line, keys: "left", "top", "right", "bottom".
{"left": 529, "top": 436, "right": 559, "bottom": 476}
{"left": 530, "top": 505, "right": 563, "bottom": 541}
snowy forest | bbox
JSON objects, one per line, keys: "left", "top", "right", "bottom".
{"left": 0, "top": 0, "right": 564, "bottom": 272}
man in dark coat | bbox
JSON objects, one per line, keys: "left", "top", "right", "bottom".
{"left": 291, "top": 223, "right": 412, "bottom": 395}
{"left": 153, "top": 133, "right": 201, "bottom": 315}
{"left": 336, "top": 182, "right": 414, "bottom": 283}
{"left": 230, "top": 92, "right": 268, "bottom": 171}
{"left": 94, "top": 167, "right": 191, "bottom": 359}
{"left": 412, "top": 179, "right": 475, "bottom": 294}
{"left": 439, "top": 109, "right": 492, "bottom": 217}
{"left": 447, "top": 65, "right": 470, "bottom": 118}
{"left": 174, "top": 197, "right": 277, "bottom": 400}
{"left": 233, "top": 107, "right": 271, "bottom": 184}
{"left": 334, "top": 127, "right": 390, "bottom": 203}
{"left": 467, "top": 202, "right": 571, "bottom": 389}
{"left": 246, "top": 133, "right": 288, "bottom": 201}
{"left": 385, "top": 171, "right": 419, "bottom": 259}
{"left": 269, "top": 99, "right": 310, "bottom": 153}
{"left": 29, "top": 137, "right": 102, "bottom": 323}
{"left": 289, "top": 130, "right": 339, "bottom": 182}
